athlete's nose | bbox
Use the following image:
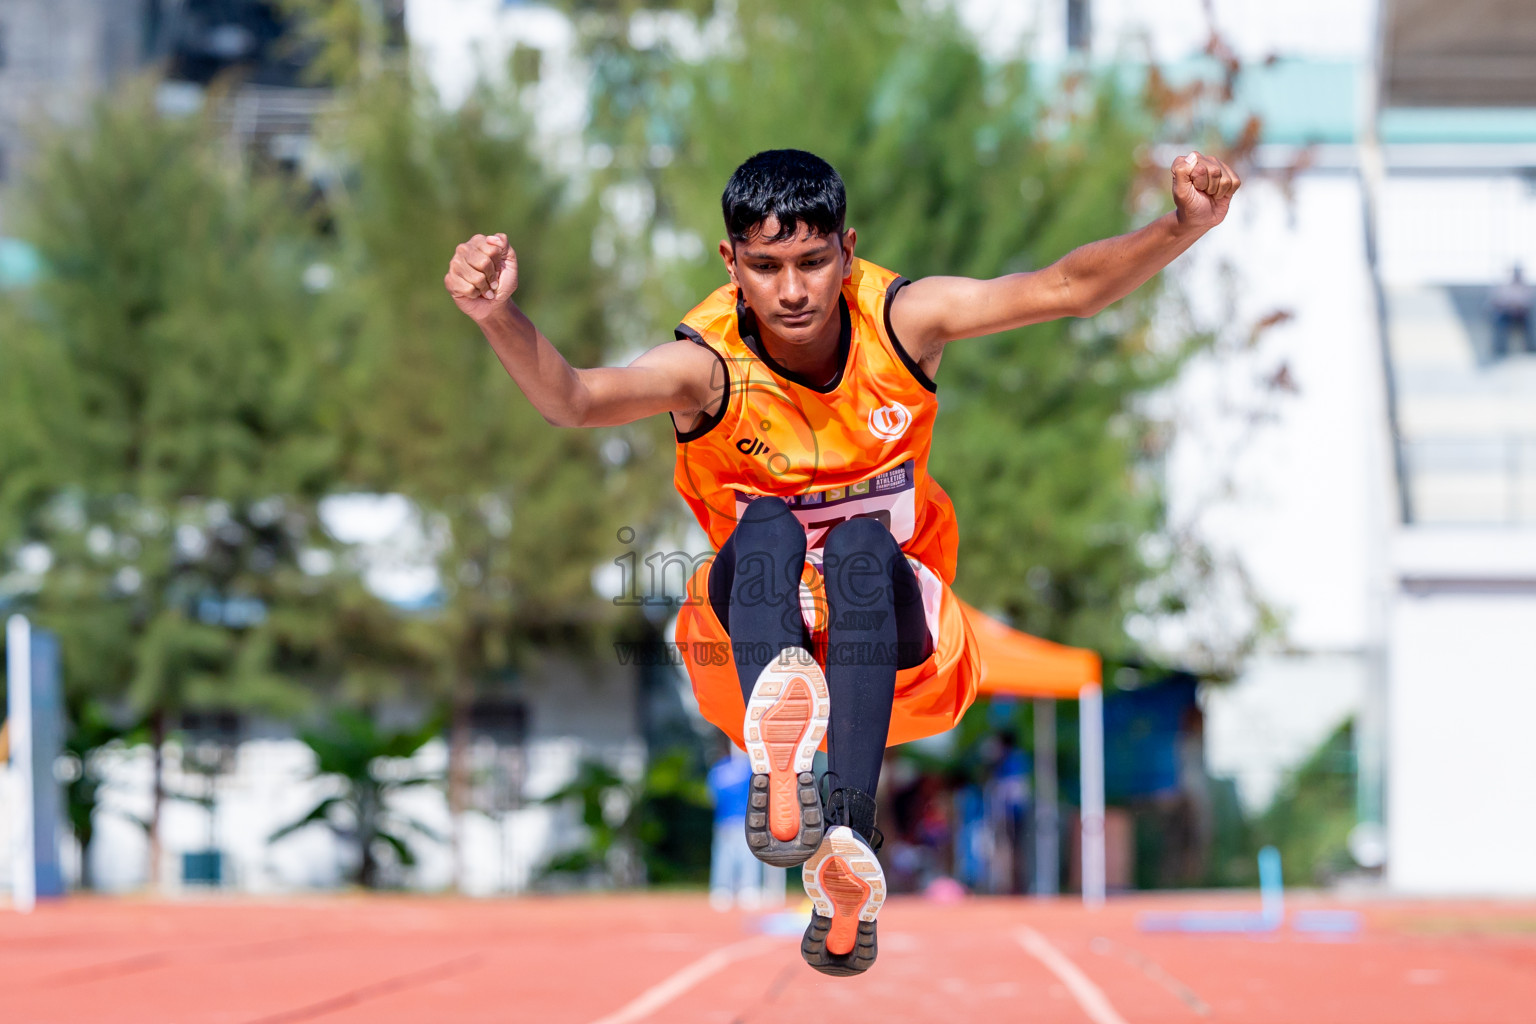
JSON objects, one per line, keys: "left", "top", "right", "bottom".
{"left": 781, "top": 268, "right": 808, "bottom": 308}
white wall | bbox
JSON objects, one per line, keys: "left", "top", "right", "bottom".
{"left": 63, "top": 649, "right": 644, "bottom": 894}
{"left": 85, "top": 741, "right": 354, "bottom": 893}
{"left": 1379, "top": 175, "right": 1536, "bottom": 287}
{"left": 1202, "top": 653, "right": 1369, "bottom": 812}
{"left": 1388, "top": 586, "right": 1536, "bottom": 894}
{"left": 1165, "top": 173, "right": 1383, "bottom": 655}
{"left": 1151, "top": 171, "right": 1385, "bottom": 814}
{"left": 74, "top": 733, "right": 641, "bottom": 895}
{"left": 406, "top": 0, "right": 587, "bottom": 153}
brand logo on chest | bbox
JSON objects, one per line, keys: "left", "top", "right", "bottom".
{"left": 868, "top": 403, "right": 913, "bottom": 442}
{"left": 735, "top": 435, "right": 771, "bottom": 457}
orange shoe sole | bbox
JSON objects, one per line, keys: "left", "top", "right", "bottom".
{"left": 742, "top": 648, "right": 829, "bottom": 867}
{"left": 801, "top": 825, "right": 885, "bottom": 975}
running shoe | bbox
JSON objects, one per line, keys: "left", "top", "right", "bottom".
{"left": 801, "top": 821, "right": 885, "bottom": 976}
{"left": 742, "top": 646, "right": 830, "bottom": 867}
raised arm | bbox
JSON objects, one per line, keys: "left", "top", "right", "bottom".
{"left": 445, "top": 233, "right": 719, "bottom": 429}
{"left": 890, "top": 152, "right": 1241, "bottom": 360}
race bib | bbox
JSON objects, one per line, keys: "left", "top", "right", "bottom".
{"left": 735, "top": 460, "right": 917, "bottom": 551}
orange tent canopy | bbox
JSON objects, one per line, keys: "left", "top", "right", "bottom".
{"left": 960, "top": 600, "right": 1102, "bottom": 699}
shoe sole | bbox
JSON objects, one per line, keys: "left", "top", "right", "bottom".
{"left": 801, "top": 825, "right": 884, "bottom": 975}
{"left": 742, "top": 647, "right": 829, "bottom": 868}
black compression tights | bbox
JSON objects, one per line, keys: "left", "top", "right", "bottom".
{"left": 707, "top": 496, "right": 933, "bottom": 798}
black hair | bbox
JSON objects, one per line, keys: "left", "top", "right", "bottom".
{"left": 721, "top": 149, "right": 847, "bottom": 244}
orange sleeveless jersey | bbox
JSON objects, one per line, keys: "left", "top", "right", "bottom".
{"left": 670, "top": 258, "right": 980, "bottom": 749}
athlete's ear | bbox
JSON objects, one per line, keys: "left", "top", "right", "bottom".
{"left": 719, "top": 238, "right": 740, "bottom": 288}
{"left": 840, "top": 228, "right": 857, "bottom": 278}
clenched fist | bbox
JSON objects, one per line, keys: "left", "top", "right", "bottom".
{"left": 445, "top": 233, "right": 518, "bottom": 321}
{"left": 1171, "top": 152, "right": 1241, "bottom": 232}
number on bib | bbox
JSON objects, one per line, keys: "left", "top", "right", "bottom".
{"left": 735, "top": 461, "right": 917, "bottom": 551}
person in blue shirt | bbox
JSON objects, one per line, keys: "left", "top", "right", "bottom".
{"left": 707, "top": 746, "right": 766, "bottom": 909}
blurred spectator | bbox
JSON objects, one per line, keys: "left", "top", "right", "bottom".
{"left": 955, "top": 733, "right": 1033, "bottom": 894}
{"left": 990, "top": 736, "right": 1032, "bottom": 893}
{"left": 1490, "top": 266, "right": 1533, "bottom": 358}
{"left": 705, "top": 746, "right": 762, "bottom": 910}
{"left": 887, "top": 770, "right": 955, "bottom": 892}
{"left": 953, "top": 783, "right": 988, "bottom": 890}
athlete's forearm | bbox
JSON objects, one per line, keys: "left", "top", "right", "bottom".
{"left": 1056, "top": 212, "right": 1204, "bottom": 317}
{"left": 475, "top": 301, "right": 593, "bottom": 427}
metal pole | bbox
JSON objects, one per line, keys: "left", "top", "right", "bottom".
{"left": 1354, "top": 11, "right": 1395, "bottom": 876}
{"left": 1032, "top": 698, "right": 1058, "bottom": 896}
{"left": 1079, "top": 684, "right": 1106, "bottom": 909}
{"left": 7, "top": 615, "right": 35, "bottom": 913}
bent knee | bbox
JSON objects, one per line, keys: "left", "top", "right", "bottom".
{"left": 824, "top": 516, "right": 899, "bottom": 559}
{"left": 733, "top": 496, "right": 804, "bottom": 547}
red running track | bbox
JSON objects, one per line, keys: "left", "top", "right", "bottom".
{"left": 4, "top": 892, "right": 1536, "bottom": 1023}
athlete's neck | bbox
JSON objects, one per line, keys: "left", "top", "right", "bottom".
{"left": 756, "top": 308, "right": 844, "bottom": 387}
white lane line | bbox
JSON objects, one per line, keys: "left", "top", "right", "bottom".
{"left": 586, "top": 935, "right": 779, "bottom": 1024}
{"left": 1016, "top": 927, "right": 1132, "bottom": 1024}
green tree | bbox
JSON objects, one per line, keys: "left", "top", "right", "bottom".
{"left": 540, "top": 749, "right": 710, "bottom": 887}
{"left": 275, "top": 0, "right": 407, "bottom": 86}
{"left": 304, "top": 67, "right": 676, "bottom": 887}
{"left": 0, "top": 81, "right": 346, "bottom": 885}
{"left": 1254, "top": 720, "right": 1358, "bottom": 885}
{"left": 268, "top": 707, "right": 443, "bottom": 888}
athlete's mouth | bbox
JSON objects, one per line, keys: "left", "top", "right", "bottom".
{"left": 779, "top": 310, "right": 816, "bottom": 326}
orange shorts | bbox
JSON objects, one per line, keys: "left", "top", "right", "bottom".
{"left": 674, "top": 554, "right": 981, "bottom": 751}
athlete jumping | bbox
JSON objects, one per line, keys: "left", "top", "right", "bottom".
{"left": 444, "top": 148, "right": 1239, "bottom": 975}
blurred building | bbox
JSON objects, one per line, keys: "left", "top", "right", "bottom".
{"left": 1371, "top": 0, "right": 1536, "bottom": 895}
{"left": 1138, "top": 0, "right": 1536, "bottom": 893}
{"left": 68, "top": 655, "right": 660, "bottom": 894}
{"left": 904, "top": 0, "right": 1536, "bottom": 893}
{"left": 0, "top": 0, "right": 335, "bottom": 236}
{"left": 0, "top": 0, "right": 147, "bottom": 234}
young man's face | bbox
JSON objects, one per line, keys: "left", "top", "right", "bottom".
{"left": 720, "top": 217, "right": 856, "bottom": 346}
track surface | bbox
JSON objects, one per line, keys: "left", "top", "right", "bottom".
{"left": 4, "top": 892, "right": 1536, "bottom": 1023}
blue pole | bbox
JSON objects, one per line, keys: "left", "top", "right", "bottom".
{"left": 1258, "top": 845, "right": 1284, "bottom": 927}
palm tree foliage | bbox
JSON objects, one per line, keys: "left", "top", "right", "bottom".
{"left": 269, "top": 708, "right": 444, "bottom": 887}
{"left": 540, "top": 750, "right": 711, "bottom": 886}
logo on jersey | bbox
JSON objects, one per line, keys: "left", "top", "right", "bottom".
{"left": 868, "top": 403, "right": 912, "bottom": 442}
{"left": 735, "top": 435, "right": 771, "bottom": 457}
